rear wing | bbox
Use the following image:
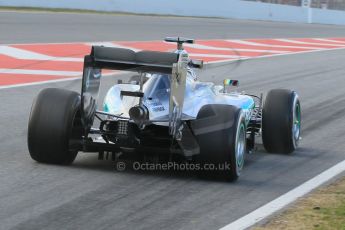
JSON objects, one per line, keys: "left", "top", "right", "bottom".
{"left": 87, "top": 46, "right": 179, "bottom": 73}
{"left": 81, "top": 46, "right": 188, "bottom": 137}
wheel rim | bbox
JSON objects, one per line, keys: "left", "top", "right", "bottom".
{"left": 235, "top": 122, "right": 245, "bottom": 175}
{"left": 292, "top": 100, "right": 301, "bottom": 147}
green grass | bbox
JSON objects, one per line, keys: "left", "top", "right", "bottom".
{"left": 254, "top": 177, "right": 345, "bottom": 230}
{"left": 316, "top": 199, "right": 345, "bottom": 230}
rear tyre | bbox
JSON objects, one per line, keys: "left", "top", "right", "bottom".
{"left": 28, "top": 88, "right": 82, "bottom": 164}
{"left": 262, "top": 89, "right": 301, "bottom": 154}
{"left": 193, "top": 104, "right": 246, "bottom": 181}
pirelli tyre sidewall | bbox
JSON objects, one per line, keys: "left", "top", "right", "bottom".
{"left": 193, "top": 104, "right": 246, "bottom": 181}
{"left": 262, "top": 89, "right": 301, "bottom": 154}
{"left": 27, "top": 88, "right": 82, "bottom": 164}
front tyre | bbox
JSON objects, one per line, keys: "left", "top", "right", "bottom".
{"left": 28, "top": 88, "right": 82, "bottom": 164}
{"left": 262, "top": 89, "right": 301, "bottom": 154}
{"left": 193, "top": 104, "right": 246, "bottom": 181}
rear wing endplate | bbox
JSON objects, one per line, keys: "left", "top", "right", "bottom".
{"left": 169, "top": 52, "right": 189, "bottom": 138}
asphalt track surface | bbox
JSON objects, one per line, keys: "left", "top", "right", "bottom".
{"left": 3, "top": 10, "right": 345, "bottom": 43}
{"left": 1, "top": 11, "right": 345, "bottom": 230}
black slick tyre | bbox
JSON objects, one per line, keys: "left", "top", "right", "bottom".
{"left": 192, "top": 104, "right": 246, "bottom": 181}
{"left": 262, "top": 89, "right": 301, "bottom": 154}
{"left": 27, "top": 88, "right": 82, "bottom": 164}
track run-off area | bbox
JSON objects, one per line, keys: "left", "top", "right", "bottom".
{"left": 1, "top": 10, "right": 345, "bottom": 230}
{"left": 1, "top": 37, "right": 345, "bottom": 87}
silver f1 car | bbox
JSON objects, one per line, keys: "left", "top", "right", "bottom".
{"left": 27, "top": 37, "right": 301, "bottom": 181}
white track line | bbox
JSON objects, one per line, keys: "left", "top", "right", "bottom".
{"left": 226, "top": 39, "right": 323, "bottom": 50}
{"left": 0, "top": 71, "right": 120, "bottom": 90}
{"left": 205, "top": 46, "right": 345, "bottom": 66}
{"left": 53, "top": 57, "right": 83, "bottom": 62}
{"left": 190, "top": 53, "right": 249, "bottom": 59}
{"left": 219, "top": 159, "right": 345, "bottom": 230}
{"left": 86, "top": 42, "right": 142, "bottom": 52}
{"left": 276, "top": 38, "right": 345, "bottom": 47}
{"left": 0, "top": 69, "right": 81, "bottom": 76}
{"left": 0, "top": 46, "right": 53, "bottom": 60}
{"left": 312, "top": 38, "right": 345, "bottom": 44}
{"left": 0, "top": 77, "right": 81, "bottom": 90}
{"left": 184, "top": 43, "right": 289, "bottom": 54}
{"left": 0, "top": 45, "right": 82, "bottom": 62}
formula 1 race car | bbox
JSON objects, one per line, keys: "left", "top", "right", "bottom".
{"left": 27, "top": 37, "right": 301, "bottom": 181}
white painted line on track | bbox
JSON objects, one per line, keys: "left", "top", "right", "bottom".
{"left": 226, "top": 39, "right": 324, "bottom": 50}
{"left": 0, "top": 69, "right": 81, "bottom": 76}
{"left": 0, "top": 77, "right": 81, "bottom": 90}
{"left": 52, "top": 57, "right": 83, "bottom": 62}
{"left": 205, "top": 46, "right": 345, "bottom": 66}
{"left": 312, "top": 38, "right": 345, "bottom": 44}
{"left": 86, "top": 42, "right": 142, "bottom": 52}
{"left": 219, "top": 159, "right": 345, "bottom": 230}
{"left": 0, "top": 45, "right": 53, "bottom": 60}
{"left": 184, "top": 43, "right": 289, "bottom": 54}
{"left": 276, "top": 38, "right": 345, "bottom": 47}
{"left": 190, "top": 53, "right": 249, "bottom": 59}
{"left": 0, "top": 71, "right": 122, "bottom": 90}
{"left": 0, "top": 45, "right": 82, "bottom": 62}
